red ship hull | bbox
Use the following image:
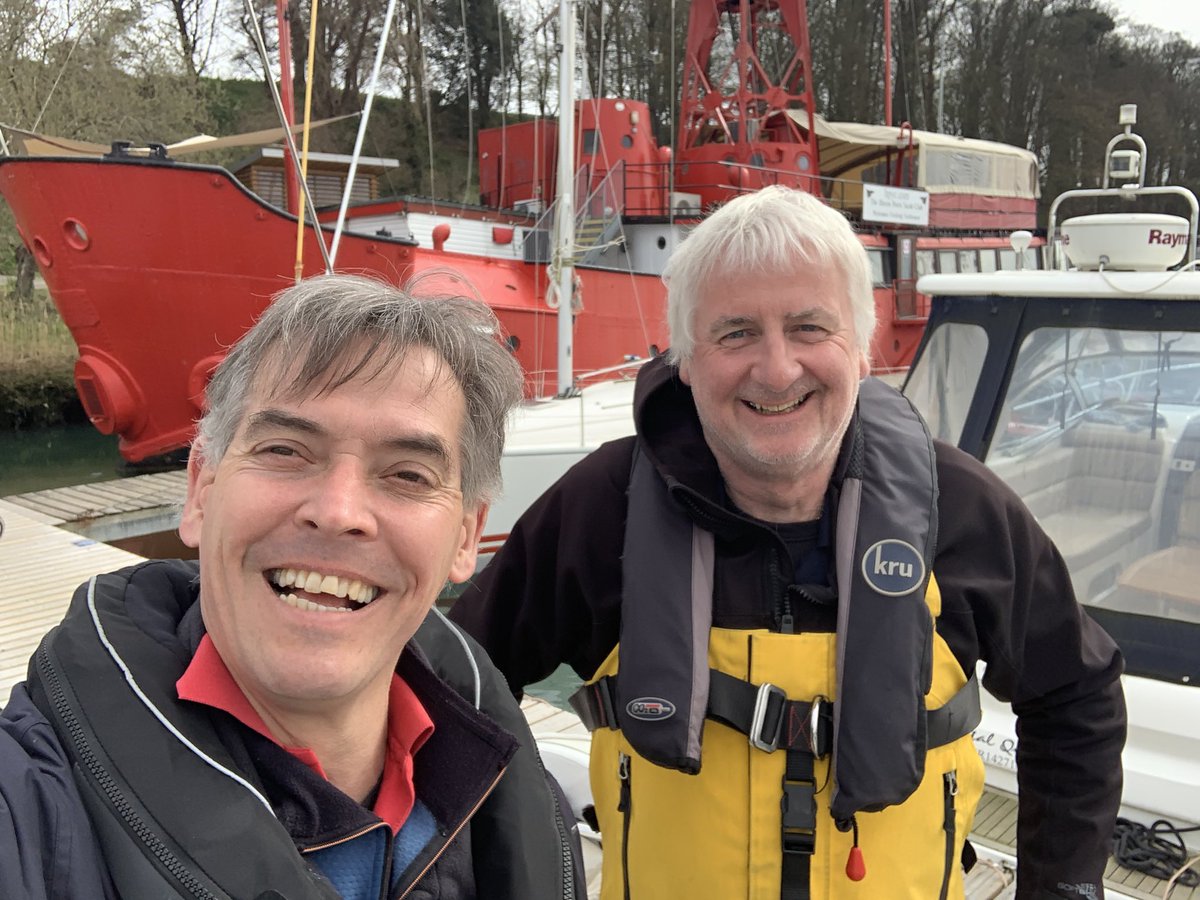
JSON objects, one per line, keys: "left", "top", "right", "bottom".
{"left": 1, "top": 156, "right": 669, "bottom": 461}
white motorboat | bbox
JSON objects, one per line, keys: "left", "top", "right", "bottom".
{"left": 904, "top": 104, "right": 1200, "bottom": 895}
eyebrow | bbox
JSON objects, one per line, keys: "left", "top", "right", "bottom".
{"left": 242, "top": 408, "right": 455, "bottom": 470}
{"left": 706, "top": 308, "right": 834, "bottom": 337}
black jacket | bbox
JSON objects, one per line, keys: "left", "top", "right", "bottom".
{"left": 451, "top": 356, "right": 1126, "bottom": 900}
{"left": 0, "top": 559, "right": 575, "bottom": 899}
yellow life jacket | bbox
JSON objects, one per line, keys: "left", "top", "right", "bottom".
{"left": 585, "top": 580, "right": 985, "bottom": 900}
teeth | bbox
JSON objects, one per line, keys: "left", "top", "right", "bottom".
{"left": 279, "top": 592, "right": 353, "bottom": 613}
{"left": 749, "top": 398, "right": 802, "bottom": 413}
{"left": 270, "top": 569, "right": 379, "bottom": 607}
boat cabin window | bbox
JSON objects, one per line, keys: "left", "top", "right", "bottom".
{"left": 937, "top": 250, "right": 958, "bottom": 274}
{"left": 915, "top": 250, "right": 936, "bottom": 278}
{"left": 903, "top": 322, "right": 988, "bottom": 443}
{"left": 957, "top": 250, "right": 979, "bottom": 274}
{"left": 582, "top": 130, "right": 599, "bottom": 155}
{"left": 979, "top": 250, "right": 998, "bottom": 274}
{"left": 984, "top": 325, "right": 1200, "bottom": 632}
{"left": 867, "top": 248, "right": 890, "bottom": 287}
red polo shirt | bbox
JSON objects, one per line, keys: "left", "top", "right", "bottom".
{"left": 176, "top": 635, "right": 433, "bottom": 833}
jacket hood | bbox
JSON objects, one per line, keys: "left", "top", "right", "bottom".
{"left": 632, "top": 356, "right": 726, "bottom": 504}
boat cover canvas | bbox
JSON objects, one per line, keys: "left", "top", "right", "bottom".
{"left": 796, "top": 112, "right": 1040, "bottom": 201}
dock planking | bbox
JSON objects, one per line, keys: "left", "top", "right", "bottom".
{"left": 0, "top": 500, "right": 143, "bottom": 704}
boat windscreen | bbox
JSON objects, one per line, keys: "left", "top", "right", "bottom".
{"left": 980, "top": 324, "right": 1200, "bottom": 684}
{"left": 902, "top": 321, "right": 988, "bottom": 444}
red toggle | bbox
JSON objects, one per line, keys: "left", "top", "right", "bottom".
{"left": 845, "top": 846, "right": 866, "bottom": 881}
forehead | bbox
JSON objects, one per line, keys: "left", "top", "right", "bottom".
{"left": 242, "top": 345, "right": 465, "bottom": 434}
{"left": 694, "top": 261, "right": 850, "bottom": 322}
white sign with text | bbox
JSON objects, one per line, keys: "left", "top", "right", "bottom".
{"left": 863, "top": 184, "right": 930, "bottom": 226}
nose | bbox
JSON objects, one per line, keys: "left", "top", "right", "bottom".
{"left": 753, "top": 329, "right": 803, "bottom": 393}
{"left": 296, "top": 456, "right": 378, "bottom": 538}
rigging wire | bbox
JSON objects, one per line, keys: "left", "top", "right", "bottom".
{"left": 459, "top": 0, "right": 474, "bottom": 203}
{"left": 907, "top": 0, "right": 928, "bottom": 127}
{"left": 294, "top": 0, "right": 321, "bottom": 281}
{"left": 330, "top": 0, "right": 400, "bottom": 266}
{"left": 417, "top": 0, "right": 437, "bottom": 201}
{"left": 242, "top": 0, "right": 332, "bottom": 273}
{"left": 497, "top": 0, "right": 507, "bottom": 207}
{"left": 31, "top": 0, "right": 113, "bottom": 133}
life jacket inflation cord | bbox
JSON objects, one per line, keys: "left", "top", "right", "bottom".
{"left": 837, "top": 815, "right": 866, "bottom": 882}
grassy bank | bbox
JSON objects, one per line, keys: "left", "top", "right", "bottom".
{"left": 0, "top": 289, "right": 82, "bottom": 429}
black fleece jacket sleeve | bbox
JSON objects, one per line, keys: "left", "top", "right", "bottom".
{"left": 450, "top": 437, "right": 634, "bottom": 695}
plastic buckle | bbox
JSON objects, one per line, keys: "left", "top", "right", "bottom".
{"left": 781, "top": 782, "right": 817, "bottom": 831}
{"left": 750, "top": 681, "right": 787, "bottom": 752}
{"left": 781, "top": 830, "right": 816, "bottom": 856}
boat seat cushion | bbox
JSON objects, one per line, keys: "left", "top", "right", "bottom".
{"left": 1022, "top": 424, "right": 1165, "bottom": 573}
{"left": 1114, "top": 471, "right": 1200, "bottom": 619}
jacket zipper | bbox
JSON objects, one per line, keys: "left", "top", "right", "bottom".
{"left": 618, "top": 752, "right": 632, "bottom": 900}
{"left": 395, "top": 764, "right": 508, "bottom": 899}
{"left": 36, "top": 644, "right": 220, "bottom": 900}
{"left": 938, "top": 770, "right": 958, "bottom": 900}
{"left": 534, "top": 745, "right": 578, "bottom": 900}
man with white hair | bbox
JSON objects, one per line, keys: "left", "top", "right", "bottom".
{"left": 452, "top": 186, "right": 1126, "bottom": 900}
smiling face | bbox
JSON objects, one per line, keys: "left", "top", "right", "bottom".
{"left": 178, "top": 346, "right": 483, "bottom": 721}
{"left": 679, "top": 261, "right": 870, "bottom": 508}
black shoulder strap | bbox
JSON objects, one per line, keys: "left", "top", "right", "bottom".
{"left": 612, "top": 444, "right": 713, "bottom": 774}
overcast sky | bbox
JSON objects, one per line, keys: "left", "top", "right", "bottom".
{"left": 1106, "top": 0, "right": 1200, "bottom": 44}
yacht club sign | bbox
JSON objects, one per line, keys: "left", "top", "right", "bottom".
{"left": 863, "top": 185, "right": 930, "bottom": 226}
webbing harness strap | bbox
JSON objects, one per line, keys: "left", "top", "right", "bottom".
{"left": 571, "top": 671, "right": 982, "bottom": 755}
{"left": 707, "top": 669, "right": 832, "bottom": 757}
{"left": 781, "top": 748, "right": 817, "bottom": 900}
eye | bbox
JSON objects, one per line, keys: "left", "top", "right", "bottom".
{"left": 387, "top": 465, "right": 445, "bottom": 495}
{"left": 719, "top": 328, "right": 754, "bottom": 346}
{"left": 791, "top": 322, "right": 829, "bottom": 340}
{"left": 393, "top": 468, "right": 432, "bottom": 485}
{"left": 246, "top": 439, "right": 313, "bottom": 468}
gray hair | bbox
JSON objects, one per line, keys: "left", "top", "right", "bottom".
{"left": 195, "top": 273, "right": 524, "bottom": 507}
{"left": 663, "top": 185, "right": 876, "bottom": 364}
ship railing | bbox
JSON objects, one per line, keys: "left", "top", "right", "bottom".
{"left": 518, "top": 163, "right": 603, "bottom": 265}
{"left": 574, "top": 162, "right": 627, "bottom": 264}
{"left": 610, "top": 159, "right": 870, "bottom": 220}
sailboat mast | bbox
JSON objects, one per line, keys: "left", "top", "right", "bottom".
{"left": 276, "top": 0, "right": 301, "bottom": 216}
{"left": 554, "top": 0, "right": 577, "bottom": 397}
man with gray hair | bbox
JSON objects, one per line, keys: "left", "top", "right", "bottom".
{"left": 0, "top": 274, "right": 578, "bottom": 899}
{"left": 451, "top": 186, "right": 1125, "bottom": 899}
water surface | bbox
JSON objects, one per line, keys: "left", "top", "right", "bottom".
{"left": 0, "top": 423, "right": 122, "bottom": 497}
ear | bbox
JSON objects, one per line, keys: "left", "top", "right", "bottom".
{"left": 178, "top": 446, "right": 217, "bottom": 549}
{"left": 447, "top": 503, "right": 489, "bottom": 584}
{"left": 678, "top": 356, "right": 692, "bottom": 386}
